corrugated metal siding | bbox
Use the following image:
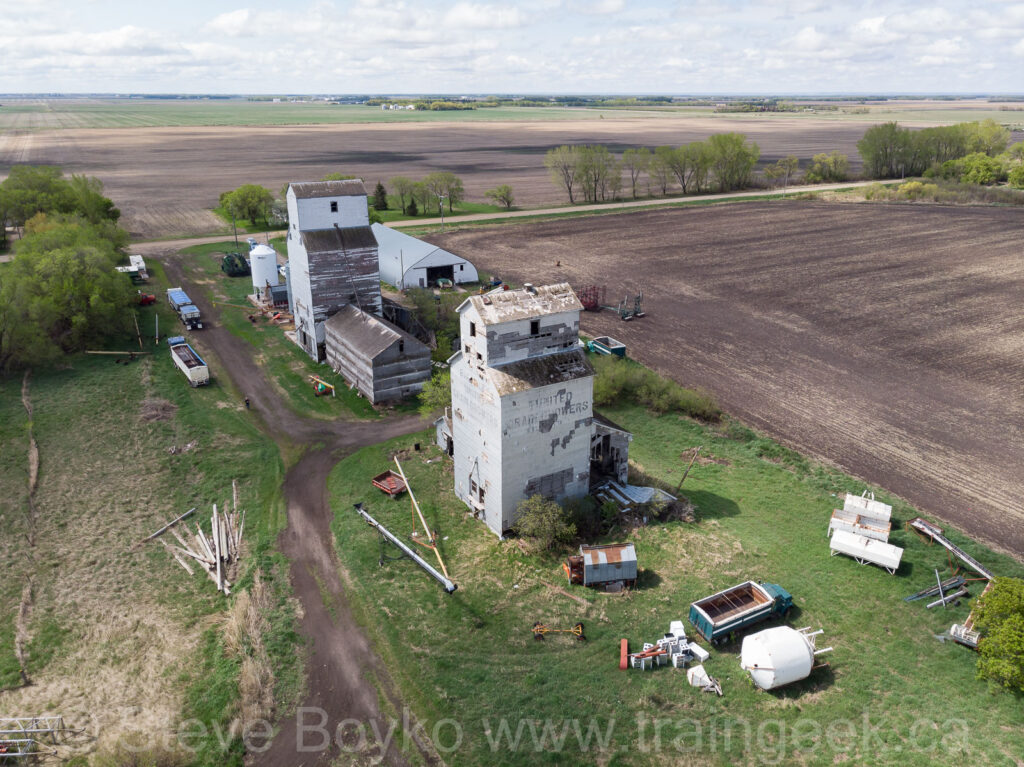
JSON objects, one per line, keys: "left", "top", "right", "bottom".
{"left": 581, "top": 544, "right": 637, "bottom": 584}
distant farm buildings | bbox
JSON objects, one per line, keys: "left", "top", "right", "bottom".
{"left": 371, "top": 223, "right": 479, "bottom": 289}
{"left": 284, "top": 178, "right": 430, "bottom": 402}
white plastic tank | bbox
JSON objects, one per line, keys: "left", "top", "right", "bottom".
{"left": 250, "top": 244, "right": 280, "bottom": 294}
{"left": 740, "top": 626, "right": 831, "bottom": 690}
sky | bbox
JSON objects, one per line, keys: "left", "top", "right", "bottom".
{"left": 1, "top": 0, "right": 1022, "bottom": 94}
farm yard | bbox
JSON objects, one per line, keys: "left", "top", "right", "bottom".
{"left": 1, "top": 98, "right": 1020, "bottom": 240}
{"left": 428, "top": 201, "right": 1024, "bottom": 560}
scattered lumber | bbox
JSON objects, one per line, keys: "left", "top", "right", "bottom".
{"left": 137, "top": 507, "right": 196, "bottom": 547}
{"left": 145, "top": 487, "right": 245, "bottom": 596}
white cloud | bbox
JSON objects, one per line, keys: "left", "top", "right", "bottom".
{"left": 573, "top": 0, "right": 624, "bottom": 15}
{"left": 443, "top": 3, "right": 526, "bottom": 29}
{"left": 1013, "top": 37, "right": 1024, "bottom": 55}
{"left": 789, "top": 25, "right": 827, "bottom": 51}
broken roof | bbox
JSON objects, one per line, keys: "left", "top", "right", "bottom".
{"left": 290, "top": 179, "right": 367, "bottom": 199}
{"left": 324, "top": 304, "right": 428, "bottom": 359}
{"left": 592, "top": 411, "right": 633, "bottom": 437}
{"left": 465, "top": 283, "right": 582, "bottom": 325}
{"left": 486, "top": 348, "right": 593, "bottom": 396}
{"left": 301, "top": 226, "right": 377, "bottom": 254}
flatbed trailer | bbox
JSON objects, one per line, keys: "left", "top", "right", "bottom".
{"left": 167, "top": 336, "right": 209, "bottom": 387}
{"left": 688, "top": 581, "right": 792, "bottom": 644}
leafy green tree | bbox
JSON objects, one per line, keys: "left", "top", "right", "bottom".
{"left": 418, "top": 369, "right": 451, "bottom": 417}
{"left": 321, "top": 172, "right": 356, "bottom": 181}
{"left": 621, "top": 147, "right": 650, "bottom": 198}
{"left": 390, "top": 176, "right": 415, "bottom": 214}
{"left": 650, "top": 147, "right": 676, "bottom": 195}
{"left": 959, "top": 152, "right": 1005, "bottom": 185}
{"left": 513, "top": 495, "right": 576, "bottom": 550}
{"left": 545, "top": 145, "right": 579, "bottom": 203}
{"left": 576, "top": 145, "right": 618, "bottom": 202}
{"left": 707, "top": 133, "right": 760, "bottom": 191}
{"left": 688, "top": 141, "right": 715, "bottom": 193}
{"left": 973, "top": 577, "right": 1024, "bottom": 692}
{"left": 0, "top": 165, "right": 119, "bottom": 232}
{"left": 858, "top": 122, "right": 908, "bottom": 178}
{"left": 373, "top": 181, "right": 389, "bottom": 211}
{"left": 412, "top": 181, "right": 432, "bottom": 214}
{"left": 1008, "top": 164, "right": 1024, "bottom": 189}
{"left": 805, "top": 151, "right": 850, "bottom": 183}
{"left": 0, "top": 217, "right": 133, "bottom": 372}
{"left": 963, "top": 119, "right": 1011, "bottom": 156}
{"left": 440, "top": 172, "right": 465, "bottom": 212}
{"left": 223, "top": 184, "right": 275, "bottom": 226}
{"left": 407, "top": 197, "right": 419, "bottom": 216}
{"left": 485, "top": 184, "right": 515, "bottom": 208}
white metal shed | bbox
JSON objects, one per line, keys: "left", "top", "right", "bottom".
{"left": 372, "top": 223, "right": 479, "bottom": 289}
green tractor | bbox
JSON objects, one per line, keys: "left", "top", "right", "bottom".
{"left": 220, "top": 252, "right": 251, "bottom": 277}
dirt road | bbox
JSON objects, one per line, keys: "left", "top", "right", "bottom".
{"left": 430, "top": 201, "right": 1024, "bottom": 561}
{"left": 160, "top": 255, "right": 434, "bottom": 766}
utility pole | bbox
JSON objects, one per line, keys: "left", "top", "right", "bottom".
{"left": 438, "top": 193, "right": 448, "bottom": 232}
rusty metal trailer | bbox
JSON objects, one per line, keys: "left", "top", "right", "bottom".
{"left": 688, "top": 581, "right": 793, "bottom": 644}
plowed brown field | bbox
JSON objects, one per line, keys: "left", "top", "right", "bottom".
{"left": 428, "top": 201, "right": 1024, "bottom": 558}
{"left": 0, "top": 117, "right": 875, "bottom": 238}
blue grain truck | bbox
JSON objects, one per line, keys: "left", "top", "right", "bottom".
{"left": 688, "top": 581, "right": 793, "bottom": 644}
{"left": 167, "top": 287, "right": 203, "bottom": 330}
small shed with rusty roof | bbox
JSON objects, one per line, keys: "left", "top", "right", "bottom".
{"left": 324, "top": 304, "right": 431, "bottom": 403}
{"left": 565, "top": 543, "right": 638, "bottom": 588}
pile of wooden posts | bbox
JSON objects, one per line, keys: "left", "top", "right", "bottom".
{"left": 139, "top": 481, "right": 245, "bottom": 596}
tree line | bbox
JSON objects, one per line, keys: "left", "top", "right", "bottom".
{"left": 545, "top": 133, "right": 763, "bottom": 203}
{"left": 0, "top": 166, "right": 133, "bottom": 373}
{"left": 857, "top": 119, "right": 1016, "bottom": 180}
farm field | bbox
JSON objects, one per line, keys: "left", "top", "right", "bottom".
{"left": 427, "top": 201, "right": 1024, "bottom": 559}
{"left": 3, "top": 98, "right": 1021, "bottom": 240}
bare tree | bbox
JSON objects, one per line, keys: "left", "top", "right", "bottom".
{"left": 545, "top": 145, "right": 579, "bottom": 203}
{"left": 621, "top": 148, "right": 650, "bottom": 199}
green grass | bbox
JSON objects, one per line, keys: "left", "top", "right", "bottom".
{"left": 326, "top": 409, "right": 1024, "bottom": 765}
{"left": 0, "top": 100, "right": 622, "bottom": 131}
{"left": 4, "top": 99, "right": 1020, "bottom": 133}
{"left": 375, "top": 199, "right": 512, "bottom": 223}
{"left": 210, "top": 206, "right": 283, "bottom": 235}
{"left": 179, "top": 241, "right": 379, "bottom": 420}
{"left": 0, "top": 259, "right": 302, "bottom": 764}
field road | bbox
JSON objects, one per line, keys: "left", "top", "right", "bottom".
{"left": 430, "top": 201, "right": 1024, "bottom": 562}
{"left": 389, "top": 180, "right": 887, "bottom": 228}
{"left": 159, "top": 254, "right": 438, "bottom": 767}
{"left": 129, "top": 181, "right": 888, "bottom": 254}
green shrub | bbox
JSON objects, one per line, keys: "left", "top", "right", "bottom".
{"left": 974, "top": 577, "right": 1024, "bottom": 692}
{"left": 591, "top": 356, "right": 720, "bottom": 420}
{"left": 513, "top": 495, "right": 576, "bottom": 550}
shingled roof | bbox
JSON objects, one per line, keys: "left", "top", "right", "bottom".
{"left": 290, "top": 180, "right": 367, "bottom": 199}
{"left": 300, "top": 226, "right": 377, "bottom": 254}
{"left": 466, "top": 283, "right": 582, "bottom": 325}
